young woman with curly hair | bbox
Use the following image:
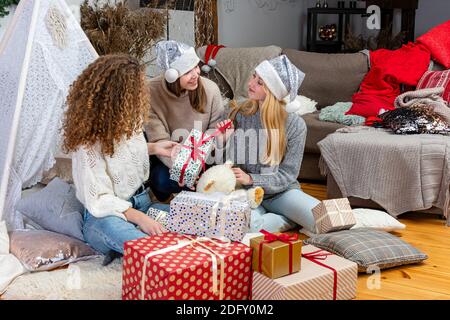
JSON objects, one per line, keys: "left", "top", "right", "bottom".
{"left": 145, "top": 40, "right": 224, "bottom": 201}
{"left": 217, "top": 55, "right": 320, "bottom": 234}
{"left": 63, "top": 54, "right": 177, "bottom": 259}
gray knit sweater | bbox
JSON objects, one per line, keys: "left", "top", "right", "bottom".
{"left": 225, "top": 109, "right": 307, "bottom": 198}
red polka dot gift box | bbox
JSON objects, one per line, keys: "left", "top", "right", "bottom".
{"left": 122, "top": 233, "right": 253, "bottom": 300}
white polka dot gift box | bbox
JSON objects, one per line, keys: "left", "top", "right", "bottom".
{"left": 252, "top": 245, "right": 358, "bottom": 300}
{"left": 122, "top": 233, "right": 253, "bottom": 300}
{"left": 168, "top": 191, "right": 251, "bottom": 242}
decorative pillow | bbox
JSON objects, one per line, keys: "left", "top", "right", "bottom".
{"left": 417, "top": 70, "right": 450, "bottom": 103}
{"left": 380, "top": 104, "right": 450, "bottom": 135}
{"left": 16, "top": 178, "right": 85, "bottom": 241}
{"left": 9, "top": 230, "right": 98, "bottom": 272}
{"left": 0, "top": 221, "right": 26, "bottom": 293}
{"left": 303, "top": 228, "right": 428, "bottom": 272}
{"left": 416, "top": 20, "right": 450, "bottom": 69}
{"left": 300, "top": 208, "right": 405, "bottom": 236}
{"left": 350, "top": 209, "right": 406, "bottom": 231}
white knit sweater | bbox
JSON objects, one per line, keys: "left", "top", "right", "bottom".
{"left": 71, "top": 133, "right": 150, "bottom": 220}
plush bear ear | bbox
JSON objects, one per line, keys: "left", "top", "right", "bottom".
{"left": 224, "top": 160, "right": 234, "bottom": 169}
{"left": 204, "top": 180, "right": 216, "bottom": 192}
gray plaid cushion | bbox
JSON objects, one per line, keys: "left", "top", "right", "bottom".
{"left": 303, "top": 228, "right": 428, "bottom": 272}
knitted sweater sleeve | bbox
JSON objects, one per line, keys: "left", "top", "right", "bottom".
{"left": 249, "top": 115, "right": 307, "bottom": 195}
{"left": 72, "top": 146, "right": 132, "bottom": 220}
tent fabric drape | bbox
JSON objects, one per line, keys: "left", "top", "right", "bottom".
{"left": 0, "top": 0, "right": 98, "bottom": 230}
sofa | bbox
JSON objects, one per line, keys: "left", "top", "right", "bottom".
{"left": 200, "top": 46, "right": 369, "bottom": 181}
{"left": 200, "top": 46, "right": 449, "bottom": 219}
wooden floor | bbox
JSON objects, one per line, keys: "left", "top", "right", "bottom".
{"left": 301, "top": 183, "right": 450, "bottom": 300}
{"left": 2, "top": 183, "right": 449, "bottom": 300}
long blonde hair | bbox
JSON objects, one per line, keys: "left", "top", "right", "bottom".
{"left": 229, "top": 85, "right": 288, "bottom": 166}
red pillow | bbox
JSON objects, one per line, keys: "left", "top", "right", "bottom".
{"left": 417, "top": 70, "right": 450, "bottom": 103}
{"left": 347, "top": 43, "right": 430, "bottom": 118}
{"left": 417, "top": 20, "right": 450, "bottom": 69}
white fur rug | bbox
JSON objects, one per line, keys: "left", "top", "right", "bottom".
{"left": 2, "top": 257, "right": 122, "bottom": 300}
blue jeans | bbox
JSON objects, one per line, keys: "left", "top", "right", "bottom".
{"left": 250, "top": 188, "right": 320, "bottom": 234}
{"left": 149, "top": 156, "right": 184, "bottom": 201}
{"left": 83, "top": 189, "right": 170, "bottom": 255}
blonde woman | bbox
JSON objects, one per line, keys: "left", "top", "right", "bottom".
{"left": 146, "top": 40, "right": 224, "bottom": 201}
{"left": 218, "top": 55, "right": 320, "bottom": 233}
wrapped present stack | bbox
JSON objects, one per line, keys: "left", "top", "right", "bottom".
{"left": 252, "top": 244, "right": 358, "bottom": 300}
{"left": 122, "top": 233, "right": 253, "bottom": 300}
{"left": 312, "top": 198, "right": 356, "bottom": 234}
{"left": 249, "top": 230, "right": 302, "bottom": 279}
{"left": 168, "top": 191, "right": 251, "bottom": 242}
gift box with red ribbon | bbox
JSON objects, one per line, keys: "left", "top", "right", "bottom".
{"left": 122, "top": 233, "right": 253, "bottom": 300}
{"left": 249, "top": 230, "right": 302, "bottom": 279}
{"left": 252, "top": 245, "right": 358, "bottom": 300}
{"left": 312, "top": 198, "right": 356, "bottom": 234}
{"left": 168, "top": 191, "right": 251, "bottom": 242}
{"left": 170, "top": 123, "right": 232, "bottom": 189}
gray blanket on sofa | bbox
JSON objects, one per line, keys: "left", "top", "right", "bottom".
{"left": 318, "top": 127, "right": 450, "bottom": 223}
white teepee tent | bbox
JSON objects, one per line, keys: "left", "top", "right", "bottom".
{"left": 0, "top": 0, "right": 98, "bottom": 292}
{"left": 0, "top": 0, "right": 98, "bottom": 229}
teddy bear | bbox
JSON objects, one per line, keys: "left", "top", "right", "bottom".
{"left": 196, "top": 161, "right": 264, "bottom": 209}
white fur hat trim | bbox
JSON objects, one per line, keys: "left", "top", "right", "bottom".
{"left": 169, "top": 46, "right": 200, "bottom": 80}
{"left": 255, "top": 60, "right": 289, "bottom": 101}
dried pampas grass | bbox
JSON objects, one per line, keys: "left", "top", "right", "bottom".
{"left": 80, "top": 0, "right": 170, "bottom": 63}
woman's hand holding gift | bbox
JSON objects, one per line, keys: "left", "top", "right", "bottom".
{"left": 215, "top": 120, "right": 235, "bottom": 144}
{"left": 125, "top": 208, "right": 167, "bottom": 236}
{"left": 138, "top": 216, "right": 167, "bottom": 236}
{"left": 148, "top": 140, "right": 180, "bottom": 158}
{"left": 232, "top": 167, "right": 253, "bottom": 186}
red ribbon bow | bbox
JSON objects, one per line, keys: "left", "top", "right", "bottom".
{"left": 178, "top": 121, "right": 233, "bottom": 185}
{"left": 260, "top": 229, "right": 299, "bottom": 243}
{"left": 258, "top": 230, "right": 299, "bottom": 275}
{"left": 302, "top": 249, "right": 338, "bottom": 300}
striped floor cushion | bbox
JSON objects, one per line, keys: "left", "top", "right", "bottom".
{"left": 303, "top": 228, "right": 428, "bottom": 272}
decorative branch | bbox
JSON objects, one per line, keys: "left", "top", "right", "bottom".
{"left": 80, "top": 0, "right": 169, "bottom": 62}
{"left": 0, "top": 0, "right": 19, "bottom": 19}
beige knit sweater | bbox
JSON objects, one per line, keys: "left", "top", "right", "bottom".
{"left": 145, "top": 75, "right": 224, "bottom": 168}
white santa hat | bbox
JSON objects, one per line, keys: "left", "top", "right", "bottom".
{"left": 254, "top": 55, "right": 306, "bottom": 113}
{"left": 156, "top": 40, "right": 200, "bottom": 83}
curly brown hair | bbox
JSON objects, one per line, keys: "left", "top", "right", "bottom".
{"left": 62, "top": 54, "right": 149, "bottom": 157}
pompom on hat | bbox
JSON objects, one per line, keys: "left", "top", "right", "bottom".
{"left": 156, "top": 40, "right": 200, "bottom": 83}
{"left": 255, "top": 55, "right": 306, "bottom": 113}
{"left": 201, "top": 45, "right": 225, "bottom": 73}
